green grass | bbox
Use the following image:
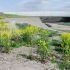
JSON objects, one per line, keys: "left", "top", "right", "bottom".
{"left": 4, "top": 14, "right": 25, "bottom": 18}
{"left": 0, "top": 14, "right": 25, "bottom": 18}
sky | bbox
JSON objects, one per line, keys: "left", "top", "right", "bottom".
{"left": 0, "top": 0, "right": 70, "bottom": 16}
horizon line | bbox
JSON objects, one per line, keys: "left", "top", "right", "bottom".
{"left": 3, "top": 11, "right": 70, "bottom": 17}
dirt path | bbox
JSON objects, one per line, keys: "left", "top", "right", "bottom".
{"left": 0, "top": 47, "right": 59, "bottom": 70}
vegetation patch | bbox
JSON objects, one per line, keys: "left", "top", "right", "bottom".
{"left": 0, "top": 20, "right": 70, "bottom": 70}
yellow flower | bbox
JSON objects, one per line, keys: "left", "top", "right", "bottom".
{"left": 1, "top": 31, "right": 12, "bottom": 39}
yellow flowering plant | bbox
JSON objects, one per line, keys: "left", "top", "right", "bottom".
{"left": 37, "top": 39, "right": 50, "bottom": 62}
{"left": 0, "top": 31, "right": 12, "bottom": 53}
{"left": 61, "top": 33, "right": 70, "bottom": 69}
{"left": 61, "top": 33, "right": 70, "bottom": 56}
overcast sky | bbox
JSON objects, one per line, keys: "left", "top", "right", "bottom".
{"left": 0, "top": 0, "right": 70, "bottom": 11}
{"left": 0, "top": 0, "right": 70, "bottom": 16}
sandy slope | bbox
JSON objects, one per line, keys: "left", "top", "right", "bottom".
{"left": 4, "top": 17, "right": 70, "bottom": 32}
{"left": 4, "top": 17, "right": 48, "bottom": 29}
{"left": 0, "top": 47, "right": 59, "bottom": 70}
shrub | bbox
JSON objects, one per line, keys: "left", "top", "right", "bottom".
{"left": 22, "top": 32, "right": 32, "bottom": 45}
{"left": 23, "top": 25, "right": 39, "bottom": 34}
{"left": 0, "top": 21, "right": 51, "bottom": 54}
{"left": 61, "top": 33, "right": 70, "bottom": 56}
{"left": 0, "top": 21, "right": 10, "bottom": 30}
{"left": 0, "top": 31, "right": 12, "bottom": 53}
{"left": 39, "top": 29, "right": 50, "bottom": 36}
{"left": 0, "top": 21, "right": 12, "bottom": 53}
{"left": 37, "top": 39, "right": 50, "bottom": 62}
{"left": 19, "top": 25, "right": 40, "bottom": 46}
{"left": 60, "top": 33, "right": 70, "bottom": 69}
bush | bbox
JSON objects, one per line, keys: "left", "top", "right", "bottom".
{"left": 61, "top": 33, "right": 70, "bottom": 56}
{"left": 0, "top": 21, "right": 13, "bottom": 53}
{"left": 0, "top": 31, "right": 12, "bottom": 53}
{"left": 0, "top": 21, "right": 51, "bottom": 54}
{"left": 37, "top": 39, "right": 50, "bottom": 62}
{"left": 22, "top": 32, "right": 32, "bottom": 45}
{"left": 19, "top": 25, "right": 40, "bottom": 46}
{"left": 60, "top": 33, "right": 70, "bottom": 69}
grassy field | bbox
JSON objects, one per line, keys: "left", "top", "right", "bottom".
{"left": 0, "top": 13, "right": 25, "bottom": 18}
